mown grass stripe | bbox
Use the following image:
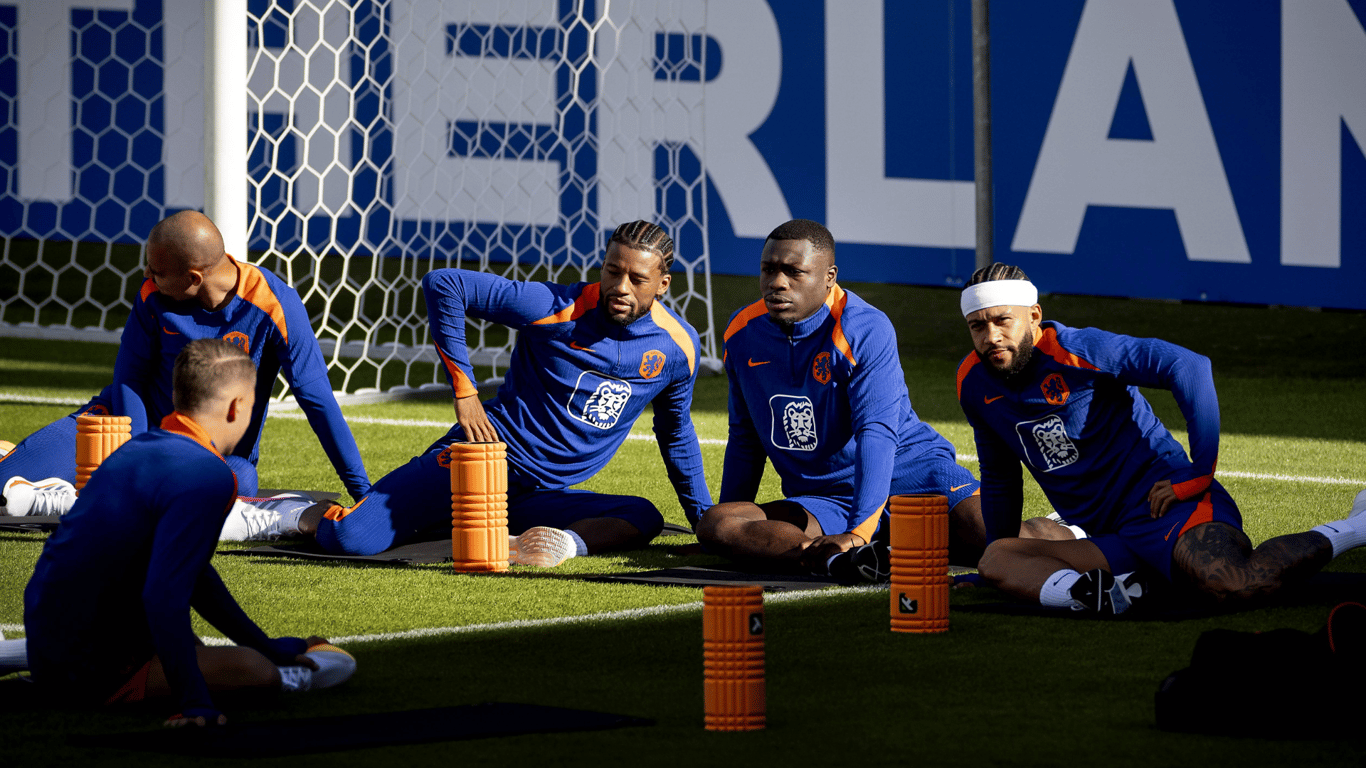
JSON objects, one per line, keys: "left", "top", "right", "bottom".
{"left": 0, "top": 586, "right": 882, "bottom": 642}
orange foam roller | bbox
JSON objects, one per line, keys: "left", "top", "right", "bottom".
{"left": 703, "top": 585, "right": 765, "bottom": 731}
{"left": 448, "top": 441, "right": 509, "bottom": 572}
{"left": 888, "top": 494, "right": 950, "bottom": 634}
{"left": 74, "top": 415, "right": 132, "bottom": 490}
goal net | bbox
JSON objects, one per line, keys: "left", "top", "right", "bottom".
{"left": 1, "top": 0, "right": 719, "bottom": 399}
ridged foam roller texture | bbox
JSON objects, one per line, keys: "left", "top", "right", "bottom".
{"left": 888, "top": 494, "right": 950, "bottom": 634}
{"left": 448, "top": 442, "right": 509, "bottom": 572}
{"left": 74, "top": 415, "right": 132, "bottom": 490}
{"left": 703, "top": 585, "right": 766, "bottom": 731}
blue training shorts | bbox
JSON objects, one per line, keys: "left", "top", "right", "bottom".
{"left": 316, "top": 425, "right": 663, "bottom": 556}
{"left": 1087, "top": 481, "right": 1243, "bottom": 581}
{"left": 787, "top": 449, "right": 980, "bottom": 537}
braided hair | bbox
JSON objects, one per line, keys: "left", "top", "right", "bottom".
{"left": 608, "top": 221, "right": 675, "bottom": 273}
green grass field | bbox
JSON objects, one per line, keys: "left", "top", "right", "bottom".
{"left": 2, "top": 277, "right": 1365, "bottom": 766}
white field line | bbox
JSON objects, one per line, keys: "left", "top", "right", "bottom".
{"left": 4, "top": 393, "right": 1362, "bottom": 486}
{"left": 0, "top": 585, "right": 883, "bottom": 642}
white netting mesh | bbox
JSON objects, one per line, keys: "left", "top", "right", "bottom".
{"left": 1, "top": 0, "right": 718, "bottom": 397}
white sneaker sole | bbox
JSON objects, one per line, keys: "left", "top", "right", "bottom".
{"left": 508, "top": 526, "right": 574, "bottom": 567}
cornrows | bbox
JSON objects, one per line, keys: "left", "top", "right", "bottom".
{"left": 609, "top": 221, "right": 675, "bottom": 272}
{"left": 967, "top": 262, "right": 1031, "bottom": 286}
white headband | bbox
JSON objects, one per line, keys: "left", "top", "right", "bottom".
{"left": 960, "top": 280, "right": 1039, "bottom": 317}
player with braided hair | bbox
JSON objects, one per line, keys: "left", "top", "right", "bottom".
{"left": 259, "top": 221, "right": 713, "bottom": 564}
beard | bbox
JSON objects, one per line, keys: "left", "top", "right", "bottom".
{"left": 979, "top": 330, "right": 1035, "bottom": 380}
{"left": 602, "top": 296, "right": 652, "bottom": 327}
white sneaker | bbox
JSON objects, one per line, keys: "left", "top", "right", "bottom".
{"left": 305, "top": 643, "right": 356, "bottom": 689}
{"left": 2, "top": 477, "right": 77, "bottom": 517}
{"left": 219, "top": 494, "right": 312, "bottom": 541}
{"left": 508, "top": 526, "right": 576, "bottom": 567}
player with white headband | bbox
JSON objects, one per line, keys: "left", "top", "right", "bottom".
{"left": 956, "top": 263, "right": 1366, "bottom": 613}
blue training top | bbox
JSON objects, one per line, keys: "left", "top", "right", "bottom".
{"left": 423, "top": 268, "right": 713, "bottom": 526}
{"left": 956, "top": 320, "right": 1220, "bottom": 542}
{"left": 24, "top": 414, "right": 287, "bottom": 715}
{"left": 720, "top": 284, "right": 954, "bottom": 533}
{"left": 111, "top": 256, "right": 369, "bottom": 498}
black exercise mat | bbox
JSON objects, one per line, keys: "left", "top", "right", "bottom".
{"left": 224, "top": 522, "right": 694, "bottom": 565}
{"left": 592, "top": 565, "right": 841, "bottom": 591}
{"left": 224, "top": 538, "right": 452, "bottom": 564}
{"left": 0, "top": 514, "right": 61, "bottom": 532}
{"left": 82, "top": 702, "right": 652, "bottom": 757}
{"left": 0, "top": 490, "right": 340, "bottom": 534}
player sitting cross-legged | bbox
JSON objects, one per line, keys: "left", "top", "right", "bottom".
{"left": 957, "top": 263, "right": 1366, "bottom": 613}
{"left": 697, "top": 220, "right": 1071, "bottom": 582}
{"left": 241, "top": 221, "right": 713, "bottom": 565}
{"left": 22, "top": 339, "right": 354, "bottom": 727}
{"left": 0, "top": 211, "right": 370, "bottom": 526}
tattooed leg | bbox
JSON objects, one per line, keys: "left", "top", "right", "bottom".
{"left": 1172, "top": 522, "right": 1333, "bottom": 603}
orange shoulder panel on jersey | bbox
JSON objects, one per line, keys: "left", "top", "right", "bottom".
{"left": 233, "top": 257, "right": 290, "bottom": 343}
{"left": 531, "top": 283, "right": 600, "bottom": 325}
{"left": 159, "top": 412, "right": 225, "bottom": 460}
{"left": 955, "top": 353, "right": 981, "bottom": 402}
{"left": 722, "top": 299, "right": 768, "bottom": 344}
{"left": 824, "top": 284, "right": 856, "bottom": 365}
{"left": 436, "top": 346, "right": 479, "bottom": 398}
{"left": 139, "top": 279, "right": 157, "bottom": 302}
{"left": 1034, "top": 327, "right": 1099, "bottom": 371}
{"left": 649, "top": 302, "right": 696, "bottom": 376}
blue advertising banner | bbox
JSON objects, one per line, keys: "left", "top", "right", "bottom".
{"left": 2, "top": 0, "right": 1362, "bottom": 309}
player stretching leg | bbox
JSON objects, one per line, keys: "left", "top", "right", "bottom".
{"left": 957, "top": 263, "right": 1366, "bottom": 613}
{"left": 0, "top": 211, "right": 369, "bottom": 520}
{"left": 245, "top": 222, "right": 712, "bottom": 565}
{"left": 22, "top": 339, "right": 354, "bottom": 726}
{"left": 697, "top": 220, "right": 1071, "bottom": 581}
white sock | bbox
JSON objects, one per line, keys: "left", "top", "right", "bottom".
{"left": 1063, "top": 523, "right": 1088, "bottom": 540}
{"left": 1039, "top": 569, "right": 1084, "bottom": 609}
{"left": 1316, "top": 489, "right": 1366, "bottom": 558}
{"left": 0, "top": 637, "right": 28, "bottom": 674}
{"left": 566, "top": 529, "right": 588, "bottom": 558}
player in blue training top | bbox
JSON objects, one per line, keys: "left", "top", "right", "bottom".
{"left": 266, "top": 221, "right": 712, "bottom": 563}
{"left": 957, "top": 263, "right": 1366, "bottom": 614}
{"left": 697, "top": 220, "right": 1069, "bottom": 580}
{"left": 0, "top": 212, "right": 370, "bottom": 524}
{"left": 23, "top": 339, "right": 354, "bottom": 727}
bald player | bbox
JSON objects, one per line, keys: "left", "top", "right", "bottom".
{"left": 1, "top": 211, "right": 369, "bottom": 522}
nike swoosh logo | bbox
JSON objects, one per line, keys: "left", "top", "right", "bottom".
{"left": 984, "top": 395, "right": 1004, "bottom": 404}
{"left": 162, "top": 326, "right": 181, "bottom": 335}
{"left": 1164, "top": 521, "right": 1182, "bottom": 541}
{"left": 949, "top": 484, "right": 971, "bottom": 493}
{"left": 747, "top": 359, "right": 770, "bottom": 367}
{"left": 569, "top": 341, "right": 591, "bottom": 351}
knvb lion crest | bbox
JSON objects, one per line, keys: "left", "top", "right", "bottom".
{"left": 1041, "top": 373, "right": 1069, "bottom": 406}
{"left": 222, "top": 331, "right": 251, "bottom": 354}
{"left": 1016, "top": 414, "right": 1080, "bottom": 471}
{"left": 568, "top": 372, "right": 634, "bottom": 430}
{"left": 811, "top": 351, "right": 833, "bottom": 385}
{"left": 769, "top": 394, "right": 818, "bottom": 452}
{"left": 639, "top": 349, "right": 666, "bottom": 379}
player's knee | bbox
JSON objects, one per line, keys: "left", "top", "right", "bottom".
{"left": 976, "top": 538, "right": 1021, "bottom": 586}
{"left": 609, "top": 498, "right": 663, "bottom": 543}
{"left": 225, "top": 456, "right": 259, "bottom": 496}
{"left": 695, "top": 503, "right": 746, "bottom": 548}
{"left": 219, "top": 648, "right": 282, "bottom": 689}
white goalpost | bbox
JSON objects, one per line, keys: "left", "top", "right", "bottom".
{"left": 1, "top": 0, "right": 720, "bottom": 400}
